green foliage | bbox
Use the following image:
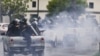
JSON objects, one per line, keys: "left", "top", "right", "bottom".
{"left": 47, "top": 0, "right": 87, "bottom": 15}
{"left": 2, "top": 0, "right": 32, "bottom": 19}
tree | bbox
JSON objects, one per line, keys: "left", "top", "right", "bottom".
{"left": 1, "top": 0, "right": 32, "bottom": 21}
{"left": 42, "top": 0, "right": 87, "bottom": 28}
{"left": 47, "top": 0, "right": 87, "bottom": 16}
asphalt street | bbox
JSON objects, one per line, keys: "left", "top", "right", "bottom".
{"left": 0, "top": 36, "right": 99, "bottom": 56}
{"left": 0, "top": 36, "right": 4, "bottom": 56}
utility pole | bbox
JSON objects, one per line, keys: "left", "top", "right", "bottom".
{"left": 0, "top": 0, "right": 2, "bottom": 23}
{"left": 37, "top": 0, "right": 39, "bottom": 18}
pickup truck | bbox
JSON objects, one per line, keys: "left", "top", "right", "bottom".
{"left": 3, "top": 36, "right": 45, "bottom": 56}
{"left": 2, "top": 20, "right": 45, "bottom": 56}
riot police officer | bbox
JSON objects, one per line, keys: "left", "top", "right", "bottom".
{"left": 6, "top": 19, "right": 21, "bottom": 36}
{"left": 20, "top": 18, "right": 34, "bottom": 49}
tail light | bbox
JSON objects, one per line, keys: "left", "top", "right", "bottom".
{"left": 9, "top": 39, "right": 14, "bottom": 44}
{"left": 10, "top": 39, "right": 14, "bottom": 42}
{"left": 41, "top": 38, "right": 44, "bottom": 41}
{"left": 40, "top": 38, "right": 44, "bottom": 43}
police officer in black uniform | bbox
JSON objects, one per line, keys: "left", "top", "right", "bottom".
{"left": 20, "top": 18, "right": 35, "bottom": 50}
{"left": 6, "top": 19, "right": 21, "bottom": 36}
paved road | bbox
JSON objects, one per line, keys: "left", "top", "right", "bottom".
{"left": 44, "top": 47, "right": 98, "bottom": 56}
{"left": 0, "top": 36, "right": 4, "bottom": 56}
{"left": 0, "top": 36, "right": 99, "bottom": 56}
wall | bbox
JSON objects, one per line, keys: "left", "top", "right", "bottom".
{"left": 25, "top": 0, "right": 51, "bottom": 20}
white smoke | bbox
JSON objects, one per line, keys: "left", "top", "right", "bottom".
{"left": 42, "top": 11, "right": 100, "bottom": 51}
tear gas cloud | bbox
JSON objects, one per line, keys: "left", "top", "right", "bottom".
{"left": 42, "top": 11, "right": 100, "bottom": 51}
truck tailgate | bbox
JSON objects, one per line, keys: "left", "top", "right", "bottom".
{"left": 3, "top": 36, "right": 44, "bottom": 47}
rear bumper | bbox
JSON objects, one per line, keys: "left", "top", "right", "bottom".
{"left": 8, "top": 46, "right": 45, "bottom": 53}
{"left": 9, "top": 44, "right": 45, "bottom": 47}
{"left": 10, "top": 46, "right": 45, "bottom": 49}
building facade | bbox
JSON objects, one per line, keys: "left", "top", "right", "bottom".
{"left": 25, "top": 0, "right": 100, "bottom": 24}
{"left": 25, "top": 0, "right": 51, "bottom": 20}
{"left": 85, "top": 0, "right": 100, "bottom": 24}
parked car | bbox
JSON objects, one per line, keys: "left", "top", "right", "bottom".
{"left": 0, "top": 23, "right": 9, "bottom": 35}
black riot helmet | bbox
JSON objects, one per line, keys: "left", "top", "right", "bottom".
{"left": 10, "top": 18, "right": 20, "bottom": 25}
{"left": 20, "top": 18, "right": 27, "bottom": 25}
{"left": 7, "top": 18, "right": 20, "bottom": 30}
